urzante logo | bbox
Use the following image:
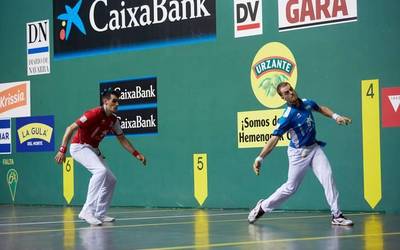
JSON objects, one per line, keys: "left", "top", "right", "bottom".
{"left": 234, "top": 0, "right": 262, "bottom": 38}
{"left": 250, "top": 42, "right": 298, "bottom": 108}
{"left": 53, "top": 0, "right": 216, "bottom": 59}
{"left": 253, "top": 57, "right": 295, "bottom": 79}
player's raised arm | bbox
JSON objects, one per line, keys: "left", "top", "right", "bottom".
{"left": 318, "top": 105, "right": 352, "bottom": 125}
{"left": 253, "top": 135, "right": 280, "bottom": 175}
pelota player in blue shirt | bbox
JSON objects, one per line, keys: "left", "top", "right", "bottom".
{"left": 248, "top": 82, "right": 354, "bottom": 226}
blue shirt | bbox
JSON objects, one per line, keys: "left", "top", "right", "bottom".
{"left": 272, "top": 99, "right": 321, "bottom": 148}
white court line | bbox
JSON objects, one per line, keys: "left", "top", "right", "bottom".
{"left": 0, "top": 208, "right": 197, "bottom": 220}
{"left": 0, "top": 211, "right": 378, "bottom": 228}
{"left": 0, "top": 212, "right": 249, "bottom": 227}
{"left": 0, "top": 212, "right": 380, "bottom": 236}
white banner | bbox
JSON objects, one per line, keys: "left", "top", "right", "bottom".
{"left": 0, "top": 81, "right": 31, "bottom": 118}
{"left": 278, "top": 0, "right": 357, "bottom": 32}
{"left": 27, "top": 20, "right": 50, "bottom": 75}
{"left": 234, "top": 0, "right": 263, "bottom": 38}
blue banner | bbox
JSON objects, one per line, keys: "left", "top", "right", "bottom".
{"left": 0, "top": 119, "right": 11, "bottom": 154}
{"left": 16, "top": 115, "right": 55, "bottom": 152}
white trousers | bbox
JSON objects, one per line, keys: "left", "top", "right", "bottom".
{"left": 261, "top": 144, "right": 341, "bottom": 216}
{"left": 70, "top": 143, "right": 116, "bottom": 218}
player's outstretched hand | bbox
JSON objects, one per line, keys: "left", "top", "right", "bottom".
{"left": 136, "top": 153, "right": 147, "bottom": 166}
{"left": 54, "top": 152, "right": 66, "bottom": 164}
{"left": 336, "top": 115, "right": 352, "bottom": 125}
{"left": 253, "top": 161, "right": 261, "bottom": 175}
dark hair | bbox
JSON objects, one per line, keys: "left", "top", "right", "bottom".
{"left": 102, "top": 89, "right": 121, "bottom": 100}
{"left": 276, "top": 81, "right": 291, "bottom": 96}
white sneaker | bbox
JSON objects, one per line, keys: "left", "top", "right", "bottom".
{"left": 331, "top": 214, "right": 354, "bottom": 226}
{"left": 248, "top": 199, "right": 265, "bottom": 224}
{"left": 79, "top": 213, "right": 102, "bottom": 226}
{"left": 98, "top": 215, "right": 115, "bottom": 223}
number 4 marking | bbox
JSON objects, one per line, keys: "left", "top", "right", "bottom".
{"left": 367, "top": 83, "right": 374, "bottom": 98}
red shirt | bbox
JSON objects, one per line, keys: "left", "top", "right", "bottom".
{"left": 71, "top": 107, "right": 123, "bottom": 148}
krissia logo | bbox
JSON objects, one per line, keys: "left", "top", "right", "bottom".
{"left": 53, "top": 0, "right": 216, "bottom": 59}
{"left": 0, "top": 81, "right": 30, "bottom": 118}
{"left": 0, "top": 84, "right": 26, "bottom": 114}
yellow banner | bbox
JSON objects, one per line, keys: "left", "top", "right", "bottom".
{"left": 63, "top": 157, "right": 74, "bottom": 204}
{"left": 17, "top": 123, "right": 53, "bottom": 143}
{"left": 237, "top": 109, "right": 290, "bottom": 148}
{"left": 193, "top": 153, "right": 208, "bottom": 206}
{"left": 361, "top": 79, "right": 381, "bottom": 209}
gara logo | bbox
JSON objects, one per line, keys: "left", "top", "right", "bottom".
{"left": 278, "top": 0, "right": 357, "bottom": 32}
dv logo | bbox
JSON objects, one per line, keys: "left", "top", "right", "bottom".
{"left": 234, "top": 0, "right": 262, "bottom": 38}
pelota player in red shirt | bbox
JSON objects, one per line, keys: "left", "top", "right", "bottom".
{"left": 55, "top": 90, "right": 146, "bottom": 226}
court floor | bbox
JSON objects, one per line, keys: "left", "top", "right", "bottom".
{"left": 0, "top": 205, "right": 399, "bottom": 250}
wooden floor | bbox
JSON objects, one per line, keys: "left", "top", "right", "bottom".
{"left": 0, "top": 205, "right": 399, "bottom": 249}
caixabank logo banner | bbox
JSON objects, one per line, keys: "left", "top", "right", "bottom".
{"left": 100, "top": 77, "right": 158, "bottom": 136}
{"left": 53, "top": 0, "right": 216, "bottom": 59}
{"left": 16, "top": 115, "right": 55, "bottom": 152}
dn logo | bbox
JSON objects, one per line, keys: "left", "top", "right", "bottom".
{"left": 234, "top": 0, "right": 263, "bottom": 38}
{"left": 27, "top": 21, "right": 48, "bottom": 44}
